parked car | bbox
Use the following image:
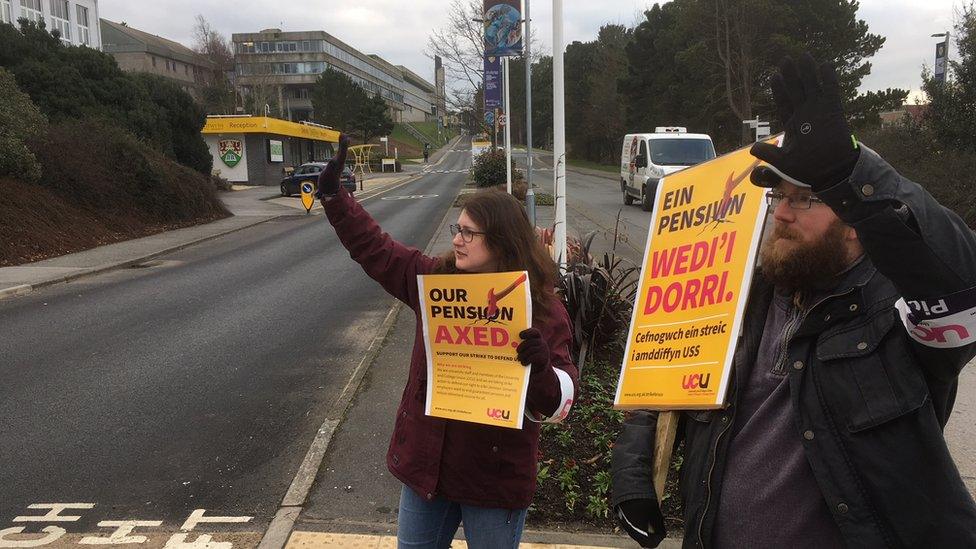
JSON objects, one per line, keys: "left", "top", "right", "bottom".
{"left": 280, "top": 163, "right": 357, "bottom": 197}
{"left": 620, "top": 127, "right": 716, "bottom": 211}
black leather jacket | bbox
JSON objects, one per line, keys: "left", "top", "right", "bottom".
{"left": 612, "top": 146, "right": 976, "bottom": 548}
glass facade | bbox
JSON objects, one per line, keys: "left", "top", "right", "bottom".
{"left": 19, "top": 0, "right": 43, "bottom": 25}
{"left": 50, "top": 0, "right": 70, "bottom": 41}
{"left": 75, "top": 4, "right": 89, "bottom": 45}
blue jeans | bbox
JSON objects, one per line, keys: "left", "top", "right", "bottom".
{"left": 396, "top": 485, "right": 527, "bottom": 549}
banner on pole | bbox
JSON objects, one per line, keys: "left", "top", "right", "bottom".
{"left": 483, "top": 0, "right": 523, "bottom": 57}
{"left": 614, "top": 142, "right": 772, "bottom": 410}
{"left": 484, "top": 56, "right": 502, "bottom": 110}
{"left": 418, "top": 271, "right": 532, "bottom": 429}
{"left": 935, "top": 41, "right": 948, "bottom": 83}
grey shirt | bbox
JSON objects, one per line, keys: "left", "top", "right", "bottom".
{"left": 712, "top": 289, "right": 845, "bottom": 549}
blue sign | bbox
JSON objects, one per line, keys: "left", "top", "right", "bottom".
{"left": 301, "top": 182, "right": 314, "bottom": 194}
{"left": 484, "top": 0, "right": 523, "bottom": 57}
{"left": 484, "top": 56, "right": 502, "bottom": 110}
{"left": 485, "top": 110, "right": 495, "bottom": 126}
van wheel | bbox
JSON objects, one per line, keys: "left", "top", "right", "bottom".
{"left": 641, "top": 184, "right": 653, "bottom": 211}
{"left": 622, "top": 181, "right": 634, "bottom": 205}
{"left": 280, "top": 184, "right": 290, "bottom": 197}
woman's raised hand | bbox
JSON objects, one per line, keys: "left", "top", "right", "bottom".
{"left": 316, "top": 133, "right": 351, "bottom": 198}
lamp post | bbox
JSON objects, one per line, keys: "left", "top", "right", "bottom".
{"left": 552, "top": 0, "right": 566, "bottom": 272}
{"left": 932, "top": 31, "right": 951, "bottom": 83}
{"left": 524, "top": 0, "right": 535, "bottom": 226}
{"left": 504, "top": 56, "right": 512, "bottom": 194}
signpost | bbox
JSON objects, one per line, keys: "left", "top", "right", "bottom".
{"left": 300, "top": 182, "right": 315, "bottom": 214}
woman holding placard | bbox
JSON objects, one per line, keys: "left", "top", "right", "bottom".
{"left": 317, "top": 135, "right": 577, "bottom": 548}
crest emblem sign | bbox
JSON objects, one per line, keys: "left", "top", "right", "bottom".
{"left": 218, "top": 139, "right": 244, "bottom": 168}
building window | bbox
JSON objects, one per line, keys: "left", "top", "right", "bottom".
{"left": 20, "top": 0, "right": 43, "bottom": 25}
{"left": 185, "top": 65, "right": 189, "bottom": 76}
{"left": 75, "top": 4, "right": 89, "bottom": 45}
{"left": 152, "top": 56, "right": 157, "bottom": 67}
{"left": 2, "top": 0, "right": 12, "bottom": 25}
{"left": 50, "top": 0, "right": 70, "bottom": 41}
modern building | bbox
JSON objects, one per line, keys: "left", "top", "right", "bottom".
{"left": 201, "top": 115, "right": 339, "bottom": 186}
{"left": 232, "top": 28, "right": 436, "bottom": 124}
{"left": 1, "top": 0, "right": 101, "bottom": 48}
{"left": 398, "top": 65, "right": 437, "bottom": 123}
{"left": 100, "top": 19, "right": 215, "bottom": 101}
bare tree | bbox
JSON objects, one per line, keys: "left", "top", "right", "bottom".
{"left": 191, "top": 15, "right": 236, "bottom": 113}
{"left": 426, "top": 0, "right": 545, "bottom": 128}
{"left": 192, "top": 15, "right": 234, "bottom": 72}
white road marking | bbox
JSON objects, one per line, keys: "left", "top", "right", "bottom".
{"left": 14, "top": 504, "right": 94, "bottom": 522}
{"left": 79, "top": 521, "right": 163, "bottom": 545}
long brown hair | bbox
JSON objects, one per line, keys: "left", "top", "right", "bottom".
{"left": 435, "top": 190, "right": 557, "bottom": 322}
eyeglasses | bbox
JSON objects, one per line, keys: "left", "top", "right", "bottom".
{"left": 449, "top": 224, "right": 487, "bottom": 243}
{"left": 765, "top": 190, "right": 826, "bottom": 210}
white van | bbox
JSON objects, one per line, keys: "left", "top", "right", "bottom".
{"left": 620, "top": 128, "right": 716, "bottom": 211}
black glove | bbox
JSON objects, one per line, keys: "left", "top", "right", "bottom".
{"left": 616, "top": 499, "right": 666, "bottom": 548}
{"left": 316, "top": 134, "right": 351, "bottom": 198}
{"left": 750, "top": 53, "right": 859, "bottom": 192}
{"left": 516, "top": 328, "right": 549, "bottom": 374}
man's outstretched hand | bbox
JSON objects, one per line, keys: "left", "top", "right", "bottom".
{"left": 750, "top": 53, "right": 859, "bottom": 191}
{"left": 316, "top": 134, "right": 351, "bottom": 199}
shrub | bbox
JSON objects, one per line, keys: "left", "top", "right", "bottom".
{"left": 471, "top": 148, "right": 523, "bottom": 188}
{"left": 859, "top": 125, "right": 976, "bottom": 227}
{"left": 0, "top": 20, "right": 211, "bottom": 175}
{"left": 0, "top": 67, "right": 46, "bottom": 183}
{"left": 29, "top": 119, "right": 228, "bottom": 228}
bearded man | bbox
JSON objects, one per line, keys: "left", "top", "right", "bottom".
{"left": 611, "top": 53, "right": 976, "bottom": 548}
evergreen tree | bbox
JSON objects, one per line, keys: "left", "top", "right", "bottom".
{"left": 310, "top": 68, "right": 369, "bottom": 134}
{"left": 923, "top": 2, "right": 976, "bottom": 153}
{"left": 352, "top": 93, "right": 394, "bottom": 144}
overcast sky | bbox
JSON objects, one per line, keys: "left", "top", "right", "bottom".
{"left": 100, "top": 0, "right": 963, "bottom": 101}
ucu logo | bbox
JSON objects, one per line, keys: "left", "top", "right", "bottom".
{"left": 912, "top": 324, "right": 971, "bottom": 343}
{"left": 682, "top": 373, "right": 711, "bottom": 390}
{"left": 486, "top": 408, "right": 511, "bottom": 420}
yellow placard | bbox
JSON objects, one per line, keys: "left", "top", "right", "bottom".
{"left": 614, "top": 143, "right": 770, "bottom": 410}
{"left": 418, "top": 271, "right": 532, "bottom": 429}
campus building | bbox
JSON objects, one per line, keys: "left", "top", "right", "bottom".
{"left": 100, "top": 19, "right": 216, "bottom": 101}
{"left": 232, "top": 28, "right": 437, "bottom": 124}
{"left": 1, "top": 0, "right": 101, "bottom": 48}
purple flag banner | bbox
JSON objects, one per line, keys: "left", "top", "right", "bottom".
{"left": 484, "top": 56, "right": 502, "bottom": 110}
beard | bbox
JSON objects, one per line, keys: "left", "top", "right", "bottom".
{"left": 759, "top": 219, "right": 853, "bottom": 293}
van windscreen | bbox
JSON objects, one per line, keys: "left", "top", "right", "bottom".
{"left": 648, "top": 139, "right": 716, "bottom": 166}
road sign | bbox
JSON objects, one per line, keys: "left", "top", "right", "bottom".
{"left": 484, "top": 111, "right": 495, "bottom": 126}
{"left": 301, "top": 182, "right": 315, "bottom": 213}
{"left": 498, "top": 114, "right": 507, "bottom": 126}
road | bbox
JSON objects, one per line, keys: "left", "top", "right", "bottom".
{"left": 0, "top": 146, "right": 470, "bottom": 542}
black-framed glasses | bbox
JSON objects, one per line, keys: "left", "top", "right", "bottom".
{"left": 765, "top": 190, "right": 826, "bottom": 210}
{"left": 449, "top": 224, "right": 487, "bottom": 243}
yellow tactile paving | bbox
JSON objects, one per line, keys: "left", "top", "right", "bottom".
{"left": 286, "top": 531, "right": 614, "bottom": 549}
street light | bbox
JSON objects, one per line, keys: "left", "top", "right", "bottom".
{"left": 932, "top": 31, "right": 951, "bottom": 83}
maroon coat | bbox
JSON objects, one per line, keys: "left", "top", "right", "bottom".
{"left": 324, "top": 188, "right": 578, "bottom": 509}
